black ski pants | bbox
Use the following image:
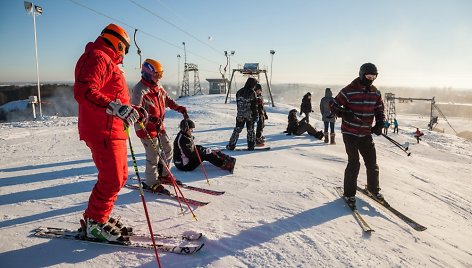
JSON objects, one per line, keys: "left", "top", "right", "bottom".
{"left": 256, "top": 117, "right": 265, "bottom": 139}
{"left": 342, "top": 133, "right": 380, "bottom": 197}
{"left": 175, "top": 145, "right": 228, "bottom": 171}
{"left": 228, "top": 117, "right": 255, "bottom": 149}
{"left": 295, "top": 121, "right": 318, "bottom": 137}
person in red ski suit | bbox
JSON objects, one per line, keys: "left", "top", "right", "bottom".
{"left": 130, "top": 59, "right": 188, "bottom": 192}
{"left": 74, "top": 24, "right": 145, "bottom": 241}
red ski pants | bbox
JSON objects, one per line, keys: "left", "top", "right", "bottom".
{"left": 84, "top": 139, "right": 128, "bottom": 223}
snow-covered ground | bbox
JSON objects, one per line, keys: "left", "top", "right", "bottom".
{"left": 0, "top": 95, "right": 471, "bottom": 267}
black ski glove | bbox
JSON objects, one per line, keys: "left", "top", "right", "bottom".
{"left": 371, "top": 121, "right": 383, "bottom": 136}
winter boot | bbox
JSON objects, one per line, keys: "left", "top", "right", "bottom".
{"left": 222, "top": 156, "right": 237, "bottom": 174}
{"left": 107, "top": 216, "right": 133, "bottom": 236}
{"left": 158, "top": 175, "right": 182, "bottom": 186}
{"left": 256, "top": 137, "right": 265, "bottom": 146}
{"left": 226, "top": 144, "right": 235, "bottom": 151}
{"left": 330, "top": 133, "right": 336, "bottom": 145}
{"left": 324, "top": 132, "right": 329, "bottom": 143}
{"left": 344, "top": 196, "right": 356, "bottom": 207}
{"left": 143, "top": 182, "right": 171, "bottom": 195}
{"left": 85, "top": 218, "right": 126, "bottom": 242}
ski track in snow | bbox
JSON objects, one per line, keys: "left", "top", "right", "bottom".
{"left": 0, "top": 95, "right": 471, "bottom": 267}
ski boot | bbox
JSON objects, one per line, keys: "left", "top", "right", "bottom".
{"left": 143, "top": 182, "right": 171, "bottom": 195}
{"left": 81, "top": 218, "right": 127, "bottom": 242}
{"left": 158, "top": 175, "right": 182, "bottom": 186}
{"left": 107, "top": 216, "right": 133, "bottom": 236}
{"left": 344, "top": 196, "right": 356, "bottom": 207}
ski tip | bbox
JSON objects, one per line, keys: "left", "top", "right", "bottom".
{"left": 195, "top": 243, "right": 204, "bottom": 253}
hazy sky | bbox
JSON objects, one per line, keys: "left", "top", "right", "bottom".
{"left": 1, "top": 0, "right": 471, "bottom": 89}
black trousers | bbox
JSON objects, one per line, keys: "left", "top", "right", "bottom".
{"left": 342, "top": 133, "right": 380, "bottom": 197}
{"left": 175, "top": 145, "right": 229, "bottom": 171}
{"left": 229, "top": 118, "right": 255, "bottom": 148}
{"left": 256, "top": 117, "right": 265, "bottom": 139}
{"left": 295, "top": 121, "right": 318, "bottom": 137}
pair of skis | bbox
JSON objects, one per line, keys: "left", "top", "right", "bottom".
{"left": 34, "top": 226, "right": 204, "bottom": 254}
{"left": 124, "top": 183, "right": 224, "bottom": 207}
{"left": 335, "top": 186, "right": 427, "bottom": 233}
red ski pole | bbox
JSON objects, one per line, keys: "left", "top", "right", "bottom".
{"left": 193, "top": 145, "right": 211, "bottom": 185}
{"left": 139, "top": 122, "right": 198, "bottom": 220}
{"left": 126, "top": 127, "right": 162, "bottom": 268}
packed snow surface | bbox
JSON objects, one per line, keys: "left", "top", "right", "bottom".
{"left": 1, "top": 95, "right": 471, "bottom": 267}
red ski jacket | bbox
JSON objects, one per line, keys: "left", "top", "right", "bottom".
{"left": 74, "top": 37, "right": 130, "bottom": 142}
{"left": 131, "top": 79, "right": 182, "bottom": 139}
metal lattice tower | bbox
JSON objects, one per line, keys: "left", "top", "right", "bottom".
{"left": 385, "top": 93, "right": 396, "bottom": 123}
{"left": 180, "top": 63, "right": 202, "bottom": 97}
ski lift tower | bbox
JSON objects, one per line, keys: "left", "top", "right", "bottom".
{"left": 181, "top": 63, "right": 202, "bottom": 96}
{"left": 385, "top": 93, "right": 440, "bottom": 130}
{"left": 224, "top": 63, "right": 275, "bottom": 107}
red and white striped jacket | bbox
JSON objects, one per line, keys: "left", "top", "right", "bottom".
{"left": 331, "top": 78, "right": 385, "bottom": 136}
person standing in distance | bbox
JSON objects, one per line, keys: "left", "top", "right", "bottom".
{"left": 74, "top": 24, "right": 146, "bottom": 242}
{"left": 320, "top": 88, "right": 337, "bottom": 144}
{"left": 226, "top": 77, "right": 258, "bottom": 150}
{"left": 330, "top": 63, "right": 385, "bottom": 206}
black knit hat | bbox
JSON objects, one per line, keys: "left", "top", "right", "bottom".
{"left": 359, "top": 63, "right": 378, "bottom": 78}
{"left": 179, "top": 119, "right": 195, "bottom": 131}
{"left": 255, "top": 83, "right": 262, "bottom": 90}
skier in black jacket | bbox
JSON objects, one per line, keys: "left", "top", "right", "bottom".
{"left": 226, "top": 77, "right": 258, "bottom": 150}
{"left": 174, "top": 119, "right": 236, "bottom": 173}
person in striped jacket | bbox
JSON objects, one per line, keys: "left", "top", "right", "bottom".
{"left": 330, "top": 63, "right": 385, "bottom": 205}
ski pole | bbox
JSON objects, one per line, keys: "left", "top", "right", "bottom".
{"left": 345, "top": 110, "right": 411, "bottom": 156}
{"left": 382, "top": 133, "right": 408, "bottom": 150}
{"left": 381, "top": 133, "right": 411, "bottom": 156}
{"left": 125, "top": 127, "right": 162, "bottom": 268}
{"left": 139, "top": 122, "right": 198, "bottom": 221}
{"left": 193, "top": 145, "right": 211, "bottom": 185}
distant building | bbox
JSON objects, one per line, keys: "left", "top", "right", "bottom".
{"left": 206, "top": 78, "right": 229, "bottom": 94}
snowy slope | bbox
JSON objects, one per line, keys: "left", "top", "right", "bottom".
{"left": 0, "top": 95, "right": 471, "bottom": 268}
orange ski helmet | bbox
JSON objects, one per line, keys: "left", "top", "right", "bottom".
{"left": 142, "top": 58, "right": 164, "bottom": 82}
{"left": 100, "top": 24, "right": 130, "bottom": 57}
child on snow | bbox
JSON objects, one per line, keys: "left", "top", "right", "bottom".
{"left": 393, "top": 118, "right": 399, "bottom": 134}
{"left": 174, "top": 119, "right": 236, "bottom": 173}
{"left": 383, "top": 120, "right": 391, "bottom": 135}
{"left": 285, "top": 109, "right": 324, "bottom": 139}
{"left": 415, "top": 128, "right": 424, "bottom": 143}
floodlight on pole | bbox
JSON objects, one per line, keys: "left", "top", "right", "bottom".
{"left": 182, "top": 42, "right": 187, "bottom": 66}
{"left": 24, "top": 1, "right": 43, "bottom": 119}
{"left": 270, "top": 50, "right": 275, "bottom": 87}
{"left": 226, "top": 50, "right": 235, "bottom": 89}
{"left": 177, "top": 54, "right": 181, "bottom": 94}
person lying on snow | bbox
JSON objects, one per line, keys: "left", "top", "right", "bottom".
{"left": 174, "top": 119, "right": 237, "bottom": 174}
{"left": 285, "top": 109, "right": 324, "bottom": 139}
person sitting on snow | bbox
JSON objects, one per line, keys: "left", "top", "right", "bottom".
{"left": 285, "top": 109, "right": 324, "bottom": 139}
{"left": 174, "top": 119, "right": 237, "bottom": 174}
